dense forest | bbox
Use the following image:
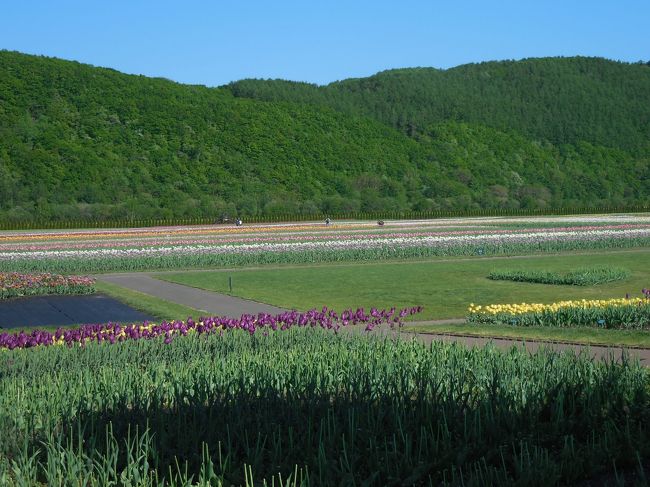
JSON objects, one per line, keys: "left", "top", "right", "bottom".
{"left": 0, "top": 51, "right": 648, "bottom": 221}
{"left": 228, "top": 57, "right": 650, "bottom": 151}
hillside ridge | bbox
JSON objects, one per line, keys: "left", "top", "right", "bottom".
{"left": 0, "top": 50, "right": 648, "bottom": 221}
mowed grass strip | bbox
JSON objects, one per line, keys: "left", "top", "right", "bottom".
{"left": 154, "top": 249, "right": 650, "bottom": 321}
{"left": 404, "top": 323, "right": 650, "bottom": 348}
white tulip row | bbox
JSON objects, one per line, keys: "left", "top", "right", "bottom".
{"left": 1, "top": 227, "right": 648, "bottom": 262}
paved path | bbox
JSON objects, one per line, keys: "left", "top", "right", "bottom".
{"left": 98, "top": 273, "right": 288, "bottom": 316}
{"left": 97, "top": 273, "right": 650, "bottom": 364}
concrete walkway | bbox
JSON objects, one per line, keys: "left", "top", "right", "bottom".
{"left": 98, "top": 273, "right": 288, "bottom": 316}
{"left": 97, "top": 273, "right": 650, "bottom": 364}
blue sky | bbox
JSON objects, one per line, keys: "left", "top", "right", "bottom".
{"left": 2, "top": 0, "right": 648, "bottom": 86}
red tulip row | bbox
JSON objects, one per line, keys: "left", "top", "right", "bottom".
{"left": 0, "top": 272, "right": 95, "bottom": 299}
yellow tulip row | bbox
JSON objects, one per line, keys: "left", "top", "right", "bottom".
{"left": 468, "top": 297, "right": 647, "bottom": 316}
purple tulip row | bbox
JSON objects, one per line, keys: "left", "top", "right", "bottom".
{"left": 0, "top": 306, "right": 424, "bottom": 350}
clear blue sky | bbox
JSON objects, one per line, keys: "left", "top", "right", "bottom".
{"left": 2, "top": 0, "right": 648, "bottom": 86}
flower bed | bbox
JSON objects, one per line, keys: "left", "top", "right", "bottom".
{"left": 1, "top": 228, "right": 649, "bottom": 274}
{"left": 487, "top": 266, "right": 630, "bottom": 286}
{"left": 1, "top": 317, "right": 647, "bottom": 485}
{"left": 0, "top": 305, "right": 423, "bottom": 350}
{"left": 468, "top": 294, "right": 650, "bottom": 329}
{"left": 0, "top": 272, "right": 95, "bottom": 299}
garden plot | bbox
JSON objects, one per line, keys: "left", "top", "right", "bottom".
{"left": 1, "top": 325, "right": 648, "bottom": 485}
{"left": 1, "top": 215, "right": 649, "bottom": 273}
{"left": 2, "top": 216, "right": 649, "bottom": 485}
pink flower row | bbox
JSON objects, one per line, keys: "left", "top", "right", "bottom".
{"left": 0, "top": 272, "right": 95, "bottom": 299}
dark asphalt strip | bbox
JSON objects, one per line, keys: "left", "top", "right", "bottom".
{"left": 0, "top": 294, "right": 155, "bottom": 329}
{"left": 46, "top": 298, "right": 79, "bottom": 324}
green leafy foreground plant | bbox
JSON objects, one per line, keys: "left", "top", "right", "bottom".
{"left": 488, "top": 266, "right": 631, "bottom": 286}
{"left": 0, "top": 328, "right": 648, "bottom": 485}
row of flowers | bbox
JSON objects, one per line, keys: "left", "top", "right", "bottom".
{"left": 3, "top": 215, "right": 647, "bottom": 242}
{"left": 0, "top": 306, "right": 423, "bottom": 350}
{"left": 0, "top": 223, "right": 360, "bottom": 242}
{"left": 468, "top": 293, "right": 650, "bottom": 329}
{"left": 468, "top": 297, "right": 646, "bottom": 315}
{"left": 2, "top": 224, "right": 648, "bottom": 252}
{"left": 0, "top": 272, "right": 95, "bottom": 299}
{"left": 2, "top": 228, "right": 648, "bottom": 262}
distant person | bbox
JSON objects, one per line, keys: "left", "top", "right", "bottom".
{"left": 236, "top": 218, "right": 242, "bottom": 226}
{"left": 325, "top": 217, "right": 331, "bottom": 226}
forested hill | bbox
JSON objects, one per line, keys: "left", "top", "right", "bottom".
{"left": 228, "top": 57, "right": 650, "bottom": 152}
{"left": 0, "top": 51, "right": 648, "bottom": 222}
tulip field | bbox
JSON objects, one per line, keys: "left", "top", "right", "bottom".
{"left": 1, "top": 215, "right": 649, "bottom": 273}
{"left": 1, "top": 325, "right": 649, "bottom": 486}
{"left": 2, "top": 214, "right": 650, "bottom": 485}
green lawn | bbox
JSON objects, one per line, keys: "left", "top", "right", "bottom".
{"left": 404, "top": 322, "right": 650, "bottom": 348}
{"left": 154, "top": 248, "right": 650, "bottom": 321}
